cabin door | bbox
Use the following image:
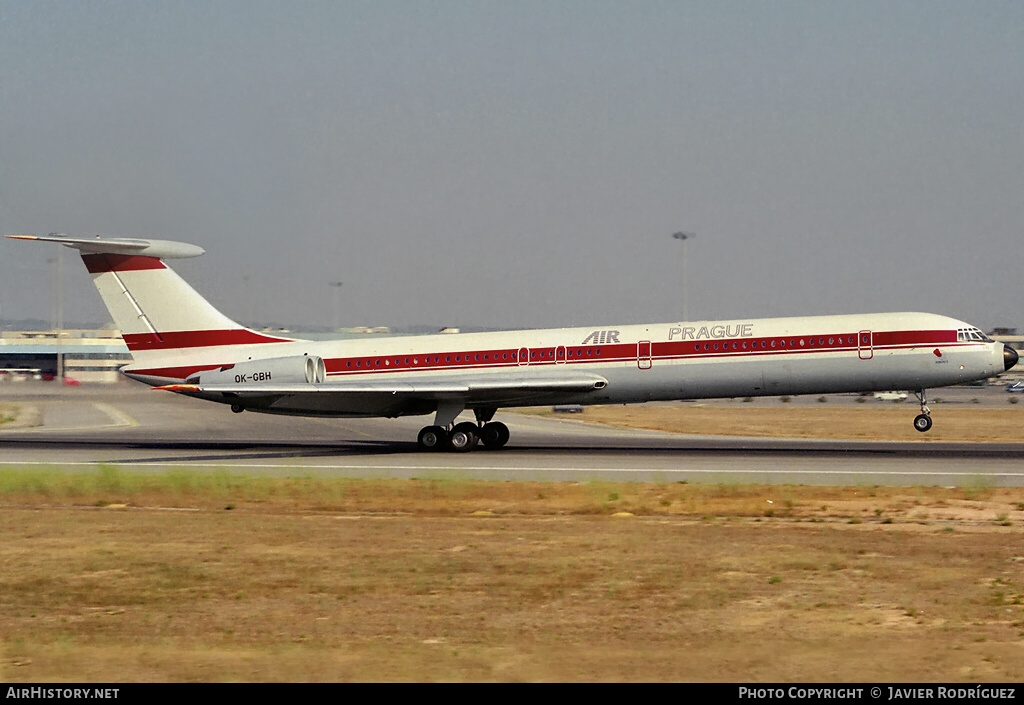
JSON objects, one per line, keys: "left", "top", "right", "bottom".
{"left": 638, "top": 340, "right": 652, "bottom": 369}
{"left": 858, "top": 331, "right": 873, "bottom": 360}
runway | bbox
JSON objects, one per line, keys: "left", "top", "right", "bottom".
{"left": 2, "top": 382, "right": 1024, "bottom": 486}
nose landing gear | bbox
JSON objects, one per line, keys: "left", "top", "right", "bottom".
{"left": 913, "top": 390, "right": 932, "bottom": 432}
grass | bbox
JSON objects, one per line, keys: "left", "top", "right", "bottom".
{"left": 2, "top": 466, "right": 1020, "bottom": 520}
{"left": 532, "top": 404, "right": 1024, "bottom": 442}
{"left": 1, "top": 468, "right": 1024, "bottom": 682}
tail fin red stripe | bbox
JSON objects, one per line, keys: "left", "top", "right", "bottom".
{"left": 123, "top": 329, "right": 293, "bottom": 351}
{"left": 82, "top": 254, "right": 167, "bottom": 273}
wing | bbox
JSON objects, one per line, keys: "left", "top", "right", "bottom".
{"left": 156, "top": 370, "right": 609, "bottom": 417}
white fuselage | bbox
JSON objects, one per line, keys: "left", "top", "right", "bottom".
{"left": 125, "top": 311, "right": 1006, "bottom": 418}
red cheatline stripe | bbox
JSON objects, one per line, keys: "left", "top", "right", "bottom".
{"left": 324, "top": 329, "right": 964, "bottom": 377}
{"left": 128, "top": 328, "right": 968, "bottom": 381}
{"left": 81, "top": 254, "right": 166, "bottom": 273}
{"left": 123, "top": 329, "right": 294, "bottom": 350}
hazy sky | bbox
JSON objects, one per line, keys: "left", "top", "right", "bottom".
{"left": 2, "top": 1, "right": 1022, "bottom": 331}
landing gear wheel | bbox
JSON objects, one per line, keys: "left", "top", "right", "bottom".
{"left": 418, "top": 425, "right": 448, "bottom": 451}
{"left": 480, "top": 421, "right": 510, "bottom": 449}
{"left": 449, "top": 422, "right": 479, "bottom": 452}
{"left": 913, "top": 390, "right": 933, "bottom": 433}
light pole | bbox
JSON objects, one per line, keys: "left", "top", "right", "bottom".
{"left": 329, "top": 281, "right": 344, "bottom": 331}
{"left": 671, "top": 232, "right": 696, "bottom": 321}
{"left": 48, "top": 251, "right": 64, "bottom": 380}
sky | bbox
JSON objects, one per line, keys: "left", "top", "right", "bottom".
{"left": 2, "top": 1, "right": 1022, "bottom": 332}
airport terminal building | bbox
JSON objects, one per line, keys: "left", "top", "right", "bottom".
{"left": 0, "top": 329, "right": 131, "bottom": 384}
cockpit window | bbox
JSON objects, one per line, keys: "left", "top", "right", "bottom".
{"left": 959, "top": 328, "right": 993, "bottom": 342}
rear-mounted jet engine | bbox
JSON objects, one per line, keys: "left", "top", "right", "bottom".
{"left": 186, "top": 355, "right": 326, "bottom": 386}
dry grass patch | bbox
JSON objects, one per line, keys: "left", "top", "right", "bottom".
{"left": 531, "top": 405, "right": 1024, "bottom": 442}
{"left": 2, "top": 471, "right": 1024, "bottom": 681}
{"left": 0, "top": 403, "right": 20, "bottom": 426}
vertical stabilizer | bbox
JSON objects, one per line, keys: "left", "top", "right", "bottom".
{"left": 5, "top": 235, "right": 295, "bottom": 368}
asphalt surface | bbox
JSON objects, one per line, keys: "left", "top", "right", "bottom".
{"left": 2, "top": 381, "right": 1023, "bottom": 486}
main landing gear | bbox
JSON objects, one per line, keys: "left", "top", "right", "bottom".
{"left": 913, "top": 390, "right": 932, "bottom": 433}
{"left": 417, "top": 405, "right": 510, "bottom": 452}
{"left": 417, "top": 421, "right": 510, "bottom": 452}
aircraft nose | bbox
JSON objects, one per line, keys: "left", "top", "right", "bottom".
{"left": 1006, "top": 345, "right": 1020, "bottom": 372}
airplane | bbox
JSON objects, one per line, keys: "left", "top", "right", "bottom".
{"left": 6, "top": 233, "right": 1019, "bottom": 451}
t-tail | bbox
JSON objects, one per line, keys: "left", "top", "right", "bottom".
{"left": 5, "top": 234, "right": 296, "bottom": 383}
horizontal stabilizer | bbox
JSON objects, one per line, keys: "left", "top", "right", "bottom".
{"left": 5, "top": 233, "right": 204, "bottom": 259}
